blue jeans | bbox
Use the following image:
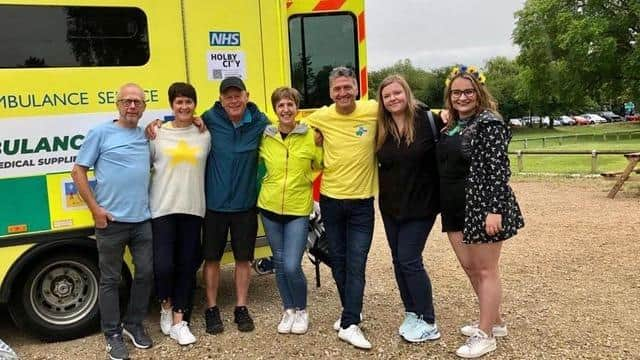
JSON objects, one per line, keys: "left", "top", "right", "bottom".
{"left": 320, "top": 195, "right": 374, "bottom": 328}
{"left": 95, "top": 221, "right": 154, "bottom": 337}
{"left": 261, "top": 215, "right": 308, "bottom": 310}
{"left": 381, "top": 214, "right": 436, "bottom": 323}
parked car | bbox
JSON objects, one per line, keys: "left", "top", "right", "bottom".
{"left": 541, "top": 116, "right": 561, "bottom": 127}
{"left": 599, "top": 111, "right": 623, "bottom": 122}
{"left": 556, "top": 115, "right": 576, "bottom": 126}
{"left": 625, "top": 114, "right": 640, "bottom": 122}
{"left": 509, "top": 118, "right": 523, "bottom": 127}
{"left": 573, "top": 115, "right": 591, "bottom": 125}
{"left": 582, "top": 113, "right": 607, "bottom": 124}
{"left": 521, "top": 116, "right": 541, "bottom": 127}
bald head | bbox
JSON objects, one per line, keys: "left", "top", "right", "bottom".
{"left": 116, "top": 83, "right": 146, "bottom": 128}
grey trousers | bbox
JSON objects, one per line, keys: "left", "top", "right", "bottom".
{"left": 95, "top": 220, "right": 153, "bottom": 337}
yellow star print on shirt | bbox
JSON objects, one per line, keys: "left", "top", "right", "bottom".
{"left": 164, "top": 140, "right": 200, "bottom": 167}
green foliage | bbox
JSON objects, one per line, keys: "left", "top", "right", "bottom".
{"left": 368, "top": 0, "right": 639, "bottom": 118}
{"left": 513, "top": 0, "right": 640, "bottom": 113}
{"left": 485, "top": 57, "right": 527, "bottom": 120}
{"left": 368, "top": 59, "right": 446, "bottom": 108}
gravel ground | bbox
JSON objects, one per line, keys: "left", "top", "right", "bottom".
{"left": 1, "top": 178, "right": 639, "bottom": 359}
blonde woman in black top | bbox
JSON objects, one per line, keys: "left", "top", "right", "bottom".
{"left": 375, "top": 75, "right": 443, "bottom": 343}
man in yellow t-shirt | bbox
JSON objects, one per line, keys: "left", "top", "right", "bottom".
{"left": 303, "top": 67, "right": 377, "bottom": 350}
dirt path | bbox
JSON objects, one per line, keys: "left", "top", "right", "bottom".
{"left": 1, "top": 179, "right": 638, "bottom": 359}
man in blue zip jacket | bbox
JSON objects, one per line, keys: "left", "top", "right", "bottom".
{"left": 200, "top": 77, "right": 269, "bottom": 334}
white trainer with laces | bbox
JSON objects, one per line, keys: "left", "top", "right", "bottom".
{"left": 169, "top": 321, "right": 196, "bottom": 346}
{"left": 277, "top": 309, "right": 296, "bottom": 334}
{"left": 460, "top": 321, "right": 508, "bottom": 337}
{"left": 333, "top": 313, "right": 363, "bottom": 331}
{"left": 455, "top": 329, "right": 496, "bottom": 358}
{"left": 160, "top": 307, "right": 172, "bottom": 335}
{"left": 338, "top": 324, "right": 372, "bottom": 350}
{"left": 291, "top": 309, "right": 309, "bottom": 334}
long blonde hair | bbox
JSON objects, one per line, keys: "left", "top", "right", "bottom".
{"left": 443, "top": 73, "right": 499, "bottom": 129}
{"left": 375, "top": 75, "right": 418, "bottom": 150}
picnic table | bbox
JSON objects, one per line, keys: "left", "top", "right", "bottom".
{"left": 606, "top": 152, "right": 640, "bottom": 198}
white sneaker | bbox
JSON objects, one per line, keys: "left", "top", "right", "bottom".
{"left": 169, "top": 321, "right": 196, "bottom": 346}
{"left": 277, "top": 309, "right": 296, "bottom": 334}
{"left": 291, "top": 309, "right": 309, "bottom": 334}
{"left": 333, "top": 313, "right": 363, "bottom": 331}
{"left": 455, "top": 329, "right": 496, "bottom": 358}
{"left": 460, "top": 321, "right": 508, "bottom": 337}
{"left": 338, "top": 325, "right": 372, "bottom": 350}
{"left": 160, "top": 307, "right": 172, "bottom": 335}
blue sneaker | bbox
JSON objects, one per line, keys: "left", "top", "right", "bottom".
{"left": 398, "top": 312, "right": 418, "bottom": 336}
{"left": 402, "top": 317, "right": 441, "bottom": 343}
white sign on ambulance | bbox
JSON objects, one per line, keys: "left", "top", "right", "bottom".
{"left": 207, "top": 51, "right": 246, "bottom": 80}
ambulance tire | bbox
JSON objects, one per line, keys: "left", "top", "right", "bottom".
{"left": 252, "top": 257, "right": 275, "bottom": 275}
{"left": 8, "top": 253, "right": 104, "bottom": 341}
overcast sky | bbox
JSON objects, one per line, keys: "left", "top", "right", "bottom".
{"left": 365, "top": 0, "right": 527, "bottom": 71}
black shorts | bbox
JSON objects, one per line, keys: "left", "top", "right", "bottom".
{"left": 202, "top": 208, "right": 258, "bottom": 262}
{"left": 440, "top": 179, "right": 465, "bottom": 232}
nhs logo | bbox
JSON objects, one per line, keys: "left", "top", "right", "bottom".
{"left": 209, "top": 32, "right": 240, "bottom": 46}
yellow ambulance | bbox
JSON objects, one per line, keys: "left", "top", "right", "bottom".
{"left": 0, "top": 0, "right": 368, "bottom": 340}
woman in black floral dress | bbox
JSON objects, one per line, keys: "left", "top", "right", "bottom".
{"left": 437, "top": 66, "right": 524, "bottom": 359}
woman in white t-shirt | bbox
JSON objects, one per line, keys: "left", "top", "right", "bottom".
{"left": 149, "top": 82, "right": 211, "bottom": 345}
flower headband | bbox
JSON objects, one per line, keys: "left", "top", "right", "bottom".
{"left": 445, "top": 65, "right": 486, "bottom": 86}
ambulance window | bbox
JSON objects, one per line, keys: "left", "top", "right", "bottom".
{"left": 289, "top": 13, "right": 359, "bottom": 108}
{"left": 0, "top": 5, "right": 149, "bottom": 68}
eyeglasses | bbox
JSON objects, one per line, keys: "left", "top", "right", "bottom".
{"left": 330, "top": 66, "right": 356, "bottom": 78}
{"left": 117, "top": 99, "right": 145, "bottom": 107}
{"left": 450, "top": 88, "right": 477, "bottom": 99}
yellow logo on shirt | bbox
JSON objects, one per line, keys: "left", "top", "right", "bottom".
{"left": 355, "top": 125, "right": 368, "bottom": 137}
{"left": 164, "top": 140, "right": 200, "bottom": 167}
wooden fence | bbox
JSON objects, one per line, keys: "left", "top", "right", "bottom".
{"left": 511, "top": 130, "right": 640, "bottom": 149}
{"left": 509, "top": 150, "right": 638, "bottom": 173}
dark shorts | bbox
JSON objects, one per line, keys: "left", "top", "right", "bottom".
{"left": 440, "top": 179, "right": 465, "bottom": 232}
{"left": 202, "top": 208, "right": 258, "bottom": 262}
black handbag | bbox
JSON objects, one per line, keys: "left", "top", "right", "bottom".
{"left": 306, "top": 204, "right": 331, "bottom": 287}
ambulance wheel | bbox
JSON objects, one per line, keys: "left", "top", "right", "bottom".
{"left": 8, "top": 253, "right": 101, "bottom": 341}
{"left": 252, "top": 257, "right": 274, "bottom": 275}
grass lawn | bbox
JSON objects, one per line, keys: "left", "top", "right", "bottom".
{"left": 507, "top": 122, "right": 640, "bottom": 174}
{"left": 511, "top": 122, "right": 640, "bottom": 139}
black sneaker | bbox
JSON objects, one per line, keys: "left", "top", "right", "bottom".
{"left": 234, "top": 306, "right": 255, "bottom": 332}
{"left": 205, "top": 306, "right": 224, "bottom": 334}
{"left": 105, "top": 333, "right": 129, "bottom": 360}
{"left": 122, "top": 323, "right": 153, "bottom": 349}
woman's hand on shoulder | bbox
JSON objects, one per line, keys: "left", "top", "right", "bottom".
{"left": 193, "top": 116, "right": 207, "bottom": 133}
{"left": 314, "top": 128, "right": 324, "bottom": 146}
{"left": 440, "top": 110, "right": 450, "bottom": 124}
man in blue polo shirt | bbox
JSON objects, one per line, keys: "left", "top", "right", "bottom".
{"left": 200, "top": 77, "right": 269, "bottom": 334}
{"left": 71, "top": 83, "right": 153, "bottom": 360}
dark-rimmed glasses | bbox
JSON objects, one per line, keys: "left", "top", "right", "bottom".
{"left": 450, "top": 89, "right": 476, "bottom": 99}
{"left": 117, "top": 99, "right": 145, "bottom": 107}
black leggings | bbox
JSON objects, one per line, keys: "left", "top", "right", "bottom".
{"left": 152, "top": 214, "right": 202, "bottom": 313}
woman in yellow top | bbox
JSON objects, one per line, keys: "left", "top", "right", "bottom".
{"left": 258, "top": 87, "right": 323, "bottom": 335}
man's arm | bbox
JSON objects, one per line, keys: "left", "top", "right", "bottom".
{"left": 71, "top": 164, "right": 113, "bottom": 229}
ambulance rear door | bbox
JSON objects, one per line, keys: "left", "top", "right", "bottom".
{"left": 286, "top": 0, "right": 367, "bottom": 110}
{"left": 181, "top": 0, "right": 279, "bottom": 112}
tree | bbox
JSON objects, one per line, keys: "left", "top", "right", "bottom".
{"left": 368, "top": 59, "right": 446, "bottom": 108}
{"left": 513, "top": 0, "right": 640, "bottom": 113}
{"left": 484, "top": 57, "right": 527, "bottom": 120}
